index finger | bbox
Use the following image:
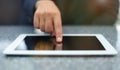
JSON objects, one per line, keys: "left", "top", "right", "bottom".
{"left": 53, "top": 14, "right": 62, "bottom": 42}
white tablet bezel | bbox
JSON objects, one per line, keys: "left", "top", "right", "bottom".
{"left": 3, "top": 34, "right": 118, "bottom": 56}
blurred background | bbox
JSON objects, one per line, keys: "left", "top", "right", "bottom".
{"left": 0, "top": 0, "right": 119, "bottom": 26}
{"left": 116, "top": 0, "right": 120, "bottom": 25}
{"left": 0, "top": 0, "right": 22, "bottom": 25}
{"left": 115, "top": 0, "right": 120, "bottom": 32}
{"left": 0, "top": 1, "right": 120, "bottom": 69}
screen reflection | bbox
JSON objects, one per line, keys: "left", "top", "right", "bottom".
{"left": 34, "top": 37, "right": 62, "bottom": 50}
{"left": 16, "top": 36, "right": 63, "bottom": 50}
{"left": 15, "top": 36, "right": 105, "bottom": 50}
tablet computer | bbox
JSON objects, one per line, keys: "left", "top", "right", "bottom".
{"left": 3, "top": 34, "right": 117, "bottom": 56}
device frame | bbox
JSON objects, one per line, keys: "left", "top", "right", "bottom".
{"left": 3, "top": 34, "right": 118, "bottom": 56}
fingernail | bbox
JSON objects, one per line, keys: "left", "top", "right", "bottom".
{"left": 57, "top": 37, "right": 62, "bottom": 42}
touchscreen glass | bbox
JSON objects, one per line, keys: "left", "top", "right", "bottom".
{"left": 15, "top": 36, "right": 105, "bottom": 50}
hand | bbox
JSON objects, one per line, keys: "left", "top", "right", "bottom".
{"left": 34, "top": 0, "right": 62, "bottom": 42}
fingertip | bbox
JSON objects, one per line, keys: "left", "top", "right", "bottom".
{"left": 56, "top": 36, "right": 62, "bottom": 42}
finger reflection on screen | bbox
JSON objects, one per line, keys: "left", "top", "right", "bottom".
{"left": 34, "top": 37, "right": 63, "bottom": 50}
{"left": 55, "top": 43, "right": 63, "bottom": 50}
{"left": 51, "top": 37, "right": 63, "bottom": 50}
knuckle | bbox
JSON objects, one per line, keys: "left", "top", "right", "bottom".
{"left": 35, "top": 11, "right": 45, "bottom": 16}
{"left": 35, "top": 11, "right": 39, "bottom": 15}
{"left": 53, "top": 11, "right": 61, "bottom": 16}
{"left": 46, "top": 12, "right": 52, "bottom": 16}
{"left": 39, "top": 11, "right": 45, "bottom": 15}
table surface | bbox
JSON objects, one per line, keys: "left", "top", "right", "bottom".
{"left": 0, "top": 25, "right": 120, "bottom": 70}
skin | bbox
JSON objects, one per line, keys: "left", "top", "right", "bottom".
{"left": 34, "top": 0, "right": 62, "bottom": 42}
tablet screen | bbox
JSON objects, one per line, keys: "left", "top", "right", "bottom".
{"left": 15, "top": 36, "right": 105, "bottom": 50}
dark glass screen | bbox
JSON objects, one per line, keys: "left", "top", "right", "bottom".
{"left": 15, "top": 36, "right": 105, "bottom": 50}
